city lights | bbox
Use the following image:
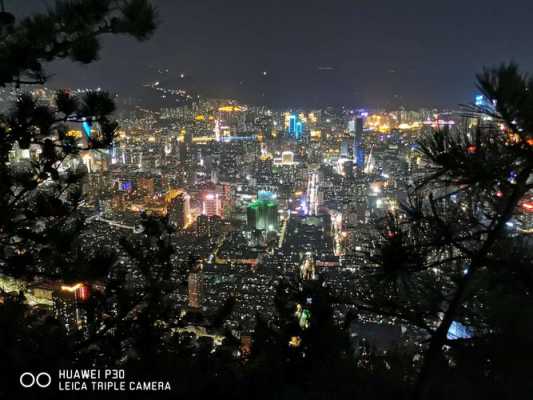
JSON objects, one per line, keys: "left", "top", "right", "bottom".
{"left": 2, "top": 2, "right": 532, "bottom": 397}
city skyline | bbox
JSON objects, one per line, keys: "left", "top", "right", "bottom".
{"left": 1, "top": 1, "right": 532, "bottom": 398}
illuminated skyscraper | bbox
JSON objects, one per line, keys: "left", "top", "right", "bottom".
{"left": 179, "top": 129, "right": 193, "bottom": 163}
{"left": 288, "top": 114, "right": 296, "bottom": 135}
{"left": 353, "top": 114, "right": 365, "bottom": 170}
{"left": 188, "top": 263, "right": 203, "bottom": 310}
{"left": 169, "top": 192, "right": 191, "bottom": 229}
{"left": 202, "top": 192, "right": 222, "bottom": 217}
{"left": 288, "top": 114, "right": 304, "bottom": 139}
{"left": 348, "top": 119, "right": 355, "bottom": 133}
{"left": 296, "top": 121, "right": 303, "bottom": 138}
{"left": 53, "top": 283, "right": 90, "bottom": 336}
{"left": 247, "top": 191, "right": 279, "bottom": 232}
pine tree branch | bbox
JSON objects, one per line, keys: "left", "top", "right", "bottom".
{"left": 414, "top": 164, "right": 532, "bottom": 399}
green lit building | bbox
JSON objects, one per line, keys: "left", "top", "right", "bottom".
{"left": 247, "top": 192, "right": 279, "bottom": 232}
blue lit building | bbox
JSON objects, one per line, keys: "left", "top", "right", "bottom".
{"left": 447, "top": 321, "right": 472, "bottom": 340}
{"left": 288, "top": 114, "right": 304, "bottom": 140}
{"left": 353, "top": 114, "right": 365, "bottom": 170}
{"left": 296, "top": 121, "right": 303, "bottom": 138}
{"left": 475, "top": 94, "right": 495, "bottom": 111}
{"left": 289, "top": 115, "right": 296, "bottom": 135}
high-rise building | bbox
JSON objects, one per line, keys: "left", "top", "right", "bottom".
{"left": 296, "top": 121, "right": 303, "bottom": 139}
{"left": 348, "top": 119, "right": 355, "bottom": 133}
{"left": 168, "top": 192, "right": 191, "bottom": 229}
{"left": 188, "top": 263, "right": 203, "bottom": 310}
{"left": 247, "top": 191, "right": 279, "bottom": 232}
{"left": 353, "top": 115, "right": 365, "bottom": 170}
{"left": 288, "top": 114, "right": 304, "bottom": 139}
{"left": 202, "top": 192, "right": 222, "bottom": 217}
{"left": 53, "top": 283, "right": 90, "bottom": 336}
{"left": 180, "top": 130, "right": 193, "bottom": 160}
{"left": 289, "top": 114, "right": 296, "bottom": 135}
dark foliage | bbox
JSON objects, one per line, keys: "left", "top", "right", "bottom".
{"left": 0, "top": 0, "right": 157, "bottom": 86}
{"left": 357, "top": 64, "right": 533, "bottom": 399}
{"left": 0, "top": 1, "right": 157, "bottom": 278}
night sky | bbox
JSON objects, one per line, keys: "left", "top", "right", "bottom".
{"left": 11, "top": 0, "right": 533, "bottom": 109}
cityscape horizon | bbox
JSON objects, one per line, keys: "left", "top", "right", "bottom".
{"left": 1, "top": 1, "right": 532, "bottom": 399}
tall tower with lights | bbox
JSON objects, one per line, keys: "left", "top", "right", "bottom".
{"left": 353, "top": 113, "right": 366, "bottom": 171}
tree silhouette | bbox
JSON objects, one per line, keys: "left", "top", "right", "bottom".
{"left": 0, "top": 0, "right": 156, "bottom": 86}
{"left": 0, "top": 0, "right": 156, "bottom": 277}
{"left": 356, "top": 64, "right": 533, "bottom": 399}
{"left": 0, "top": 0, "right": 156, "bottom": 395}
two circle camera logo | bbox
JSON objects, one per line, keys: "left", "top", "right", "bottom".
{"left": 19, "top": 372, "right": 52, "bottom": 389}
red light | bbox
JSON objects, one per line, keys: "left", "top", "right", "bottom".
{"left": 76, "top": 285, "right": 89, "bottom": 301}
{"left": 466, "top": 144, "right": 477, "bottom": 154}
{"left": 522, "top": 202, "right": 533, "bottom": 212}
{"left": 496, "top": 191, "right": 503, "bottom": 198}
